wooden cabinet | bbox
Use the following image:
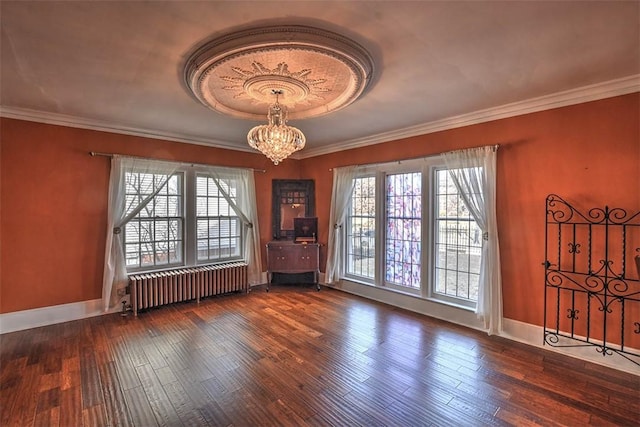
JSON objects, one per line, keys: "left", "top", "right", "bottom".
{"left": 266, "top": 241, "right": 320, "bottom": 291}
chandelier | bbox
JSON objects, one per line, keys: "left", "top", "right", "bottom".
{"left": 247, "top": 90, "right": 306, "bottom": 165}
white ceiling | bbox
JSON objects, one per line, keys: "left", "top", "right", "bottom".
{"left": 1, "top": 1, "right": 639, "bottom": 158}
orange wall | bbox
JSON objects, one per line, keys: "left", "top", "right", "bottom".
{"left": 2, "top": 93, "right": 639, "bottom": 332}
{"left": 300, "top": 93, "right": 640, "bottom": 328}
{"left": 0, "top": 119, "right": 297, "bottom": 313}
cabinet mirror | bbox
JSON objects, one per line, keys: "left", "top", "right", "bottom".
{"left": 272, "top": 179, "right": 315, "bottom": 240}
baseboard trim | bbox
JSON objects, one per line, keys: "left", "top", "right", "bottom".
{"left": 501, "top": 318, "right": 640, "bottom": 375}
{"left": 0, "top": 299, "right": 119, "bottom": 334}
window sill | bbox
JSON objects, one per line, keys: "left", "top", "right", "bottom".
{"left": 341, "top": 275, "right": 375, "bottom": 287}
{"left": 425, "top": 296, "right": 475, "bottom": 312}
{"left": 335, "top": 278, "right": 474, "bottom": 311}
{"left": 327, "top": 279, "right": 484, "bottom": 331}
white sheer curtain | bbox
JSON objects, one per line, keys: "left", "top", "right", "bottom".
{"left": 325, "top": 166, "right": 357, "bottom": 284}
{"left": 442, "top": 145, "right": 502, "bottom": 335}
{"left": 205, "top": 168, "right": 262, "bottom": 285}
{"left": 102, "top": 156, "right": 179, "bottom": 311}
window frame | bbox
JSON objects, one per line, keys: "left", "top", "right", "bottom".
{"left": 344, "top": 174, "right": 378, "bottom": 284}
{"left": 342, "top": 158, "right": 482, "bottom": 309}
{"left": 123, "top": 171, "right": 185, "bottom": 272}
{"left": 429, "top": 166, "right": 482, "bottom": 308}
{"left": 382, "top": 169, "right": 424, "bottom": 296}
{"left": 123, "top": 165, "right": 245, "bottom": 274}
{"left": 195, "top": 173, "right": 244, "bottom": 265}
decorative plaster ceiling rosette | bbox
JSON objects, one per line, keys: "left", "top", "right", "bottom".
{"left": 184, "top": 25, "right": 374, "bottom": 120}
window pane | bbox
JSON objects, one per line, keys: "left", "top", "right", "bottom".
{"left": 167, "top": 196, "right": 181, "bottom": 216}
{"left": 197, "top": 219, "right": 208, "bottom": 239}
{"left": 169, "top": 241, "right": 182, "bottom": 263}
{"left": 125, "top": 244, "right": 140, "bottom": 267}
{"left": 138, "top": 220, "right": 153, "bottom": 242}
{"left": 155, "top": 242, "right": 168, "bottom": 265}
{"left": 125, "top": 222, "right": 140, "bottom": 243}
{"left": 139, "top": 174, "right": 154, "bottom": 194}
{"left": 169, "top": 220, "right": 181, "bottom": 240}
{"left": 434, "top": 169, "right": 481, "bottom": 302}
{"left": 196, "top": 197, "right": 207, "bottom": 216}
{"left": 140, "top": 244, "right": 154, "bottom": 267}
{"left": 167, "top": 175, "right": 179, "bottom": 194}
{"left": 385, "top": 172, "right": 421, "bottom": 289}
{"left": 154, "top": 196, "right": 167, "bottom": 217}
{"left": 208, "top": 198, "right": 219, "bottom": 216}
{"left": 197, "top": 239, "right": 208, "bottom": 261}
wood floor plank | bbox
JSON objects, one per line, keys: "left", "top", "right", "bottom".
{"left": 98, "top": 360, "right": 133, "bottom": 427}
{"left": 78, "top": 345, "right": 104, "bottom": 409}
{"left": 161, "top": 380, "right": 209, "bottom": 426}
{"left": 33, "top": 407, "right": 59, "bottom": 427}
{"left": 1, "top": 287, "right": 638, "bottom": 427}
{"left": 6, "top": 364, "right": 40, "bottom": 426}
{"left": 197, "top": 400, "right": 233, "bottom": 427}
{"left": 495, "top": 405, "right": 562, "bottom": 427}
{"left": 264, "top": 398, "right": 312, "bottom": 427}
{"left": 58, "top": 386, "right": 83, "bottom": 427}
{"left": 82, "top": 404, "right": 107, "bottom": 427}
{"left": 134, "top": 363, "right": 182, "bottom": 426}
{"left": 35, "top": 386, "right": 60, "bottom": 414}
{"left": 123, "top": 385, "right": 159, "bottom": 427}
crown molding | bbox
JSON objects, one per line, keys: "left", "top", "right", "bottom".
{"left": 0, "top": 107, "right": 257, "bottom": 153}
{"left": 2, "top": 74, "right": 638, "bottom": 159}
{"left": 298, "top": 74, "right": 640, "bottom": 158}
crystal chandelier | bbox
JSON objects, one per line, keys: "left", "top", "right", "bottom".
{"left": 247, "top": 90, "right": 306, "bottom": 165}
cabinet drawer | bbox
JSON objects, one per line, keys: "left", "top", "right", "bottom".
{"left": 267, "top": 242, "right": 319, "bottom": 273}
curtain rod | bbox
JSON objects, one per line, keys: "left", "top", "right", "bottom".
{"left": 328, "top": 144, "right": 500, "bottom": 171}
{"left": 89, "top": 151, "right": 266, "bottom": 173}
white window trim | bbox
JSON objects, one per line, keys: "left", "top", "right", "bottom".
{"left": 428, "top": 166, "right": 480, "bottom": 309}
{"left": 123, "top": 172, "right": 185, "bottom": 273}
{"left": 343, "top": 173, "right": 377, "bottom": 285}
{"left": 193, "top": 171, "right": 244, "bottom": 265}
{"left": 124, "top": 165, "right": 246, "bottom": 273}
{"left": 342, "top": 157, "right": 482, "bottom": 309}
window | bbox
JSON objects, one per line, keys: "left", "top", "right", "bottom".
{"left": 385, "top": 172, "right": 422, "bottom": 290}
{"left": 196, "top": 175, "right": 242, "bottom": 262}
{"left": 343, "top": 160, "right": 482, "bottom": 307}
{"left": 346, "top": 176, "right": 376, "bottom": 279}
{"left": 123, "top": 166, "right": 244, "bottom": 272}
{"left": 434, "top": 169, "right": 481, "bottom": 306}
{"left": 124, "top": 172, "right": 183, "bottom": 269}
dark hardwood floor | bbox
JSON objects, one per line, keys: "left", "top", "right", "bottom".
{"left": 1, "top": 286, "right": 638, "bottom": 426}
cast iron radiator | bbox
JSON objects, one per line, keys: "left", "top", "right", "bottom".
{"left": 128, "top": 262, "right": 248, "bottom": 316}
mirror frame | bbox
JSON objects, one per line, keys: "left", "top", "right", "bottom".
{"left": 272, "top": 179, "right": 315, "bottom": 240}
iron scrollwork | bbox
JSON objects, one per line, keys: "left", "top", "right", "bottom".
{"left": 543, "top": 194, "right": 640, "bottom": 366}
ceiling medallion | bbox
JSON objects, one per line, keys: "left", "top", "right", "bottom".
{"left": 184, "top": 25, "right": 374, "bottom": 121}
